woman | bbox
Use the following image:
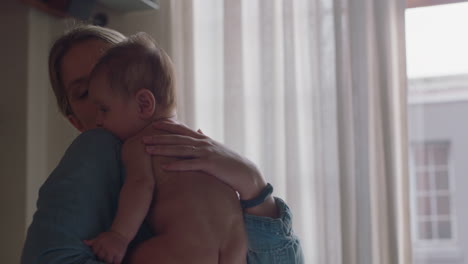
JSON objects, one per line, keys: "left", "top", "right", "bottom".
{"left": 21, "top": 25, "right": 303, "bottom": 264}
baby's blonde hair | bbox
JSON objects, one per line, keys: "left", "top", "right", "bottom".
{"left": 49, "top": 24, "right": 126, "bottom": 116}
{"left": 90, "top": 32, "right": 177, "bottom": 117}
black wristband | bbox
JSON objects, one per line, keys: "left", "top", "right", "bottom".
{"left": 240, "top": 183, "right": 273, "bottom": 209}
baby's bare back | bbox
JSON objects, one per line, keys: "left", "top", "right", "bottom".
{"left": 141, "top": 126, "right": 247, "bottom": 264}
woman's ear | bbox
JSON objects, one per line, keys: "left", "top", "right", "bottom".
{"left": 67, "top": 115, "right": 85, "bottom": 132}
{"left": 136, "top": 89, "right": 156, "bottom": 119}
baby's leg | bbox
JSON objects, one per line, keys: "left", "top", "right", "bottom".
{"left": 126, "top": 235, "right": 219, "bottom": 264}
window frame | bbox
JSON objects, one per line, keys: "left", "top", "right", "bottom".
{"left": 409, "top": 141, "right": 458, "bottom": 246}
{"left": 408, "top": 0, "right": 468, "bottom": 8}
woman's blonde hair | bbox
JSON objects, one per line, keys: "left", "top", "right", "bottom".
{"left": 49, "top": 25, "right": 126, "bottom": 116}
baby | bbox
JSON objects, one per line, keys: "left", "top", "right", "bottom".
{"left": 84, "top": 32, "right": 247, "bottom": 264}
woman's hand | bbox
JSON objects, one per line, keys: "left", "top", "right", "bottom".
{"left": 142, "top": 120, "right": 266, "bottom": 200}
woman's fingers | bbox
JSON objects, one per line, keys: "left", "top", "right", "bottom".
{"left": 146, "top": 145, "right": 204, "bottom": 158}
{"left": 162, "top": 159, "right": 210, "bottom": 172}
{"left": 142, "top": 134, "right": 200, "bottom": 146}
{"left": 152, "top": 121, "right": 205, "bottom": 139}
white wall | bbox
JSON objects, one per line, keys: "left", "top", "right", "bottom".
{"left": 0, "top": 1, "right": 29, "bottom": 262}
{"left": 0, "top": 0, "right": 172, "bottom": 262}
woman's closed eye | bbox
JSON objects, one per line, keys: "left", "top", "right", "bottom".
{"left": 99, "top": 105, "right": 108, "bottom": 113}
{"left": 78, "top": 90, "right": 88, "bottom": 99}
{"left": 68, "top": 78, "right": 88, "bottom": 100}
{"left": 68, "top": 88, "right": 87, "bottom": 101}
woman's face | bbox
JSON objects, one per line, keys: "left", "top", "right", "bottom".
{"left": 60, "top": 39, "right": 111, "bottom": 132}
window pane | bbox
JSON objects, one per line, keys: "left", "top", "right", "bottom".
{"left": 418, "top": 220, "right": 433, "bottom": 240}
{"left": 437, "top": 220, "right": 452, "bottom": 239}
{"left": 416, "top": 171, "right": 431, "bottom": 191}
{"left": 417, "top": 195, "right": 432, "bottom": 216}
{"left": 435, "top": 170, "right": 449, "bottom": 190}
{"left": 436, "top": 195, "right": 451, "bottom": 215}
{"left": 413, "top": 145, "right": 429, "bottom": 166}
{"left": 432, "top": 143, "right": 449, "bottom": 166}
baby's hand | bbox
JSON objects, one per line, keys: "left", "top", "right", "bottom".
{"left": 84, "top": 230, "right": 129, "bottom": 264}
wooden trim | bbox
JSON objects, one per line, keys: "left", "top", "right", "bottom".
{"left": 19, "top": 0, "right": 69, "bottom": 18}
{"left": 408, "top": 0, "right": 468, "bottom": 8}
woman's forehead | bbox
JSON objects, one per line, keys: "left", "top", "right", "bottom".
{"left": 61, "top": 40, "right": 110, "bottom": 92}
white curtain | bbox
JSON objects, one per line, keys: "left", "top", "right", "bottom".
{"left": 335, "top": 0, "right": 411, "bottom": 263}
{"left": 169, "top": 0, "right": 410, "bottom": 263}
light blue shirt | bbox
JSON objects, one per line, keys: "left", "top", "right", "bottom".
{"left": 21, "top": 129, "right": 304, "bottom": 264}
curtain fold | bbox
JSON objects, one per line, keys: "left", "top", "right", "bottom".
{"left": 168, "top": 0, "right": 410, "bottom": 263}
{"left": 335, "top": 0, "right": 411, "bottom": 263}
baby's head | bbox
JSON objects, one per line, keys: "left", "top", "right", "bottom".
{"left": 88, "top": 32, "right": 176, "bottom": 140}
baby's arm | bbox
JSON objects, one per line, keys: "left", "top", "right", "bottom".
{"left": 85, "top": 136, "right": 155, "bottom": 263}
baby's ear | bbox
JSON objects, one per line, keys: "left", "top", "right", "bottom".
{"left": 136, "top": 89, "right": 156, "bottom": 119}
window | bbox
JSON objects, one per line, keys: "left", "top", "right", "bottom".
{"left": 411, "top": 141, "right": 453, "bottom": 241}
{"left": 405, "top": 2, "right": 468, "bottom": 263}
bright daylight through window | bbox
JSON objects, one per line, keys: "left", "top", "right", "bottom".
{"left": 406, "top": 2, "right": 468, "bottom": 263}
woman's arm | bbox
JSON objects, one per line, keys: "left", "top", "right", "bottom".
{"left": 21, "top": 129, "right": 124, "bottom": 264}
